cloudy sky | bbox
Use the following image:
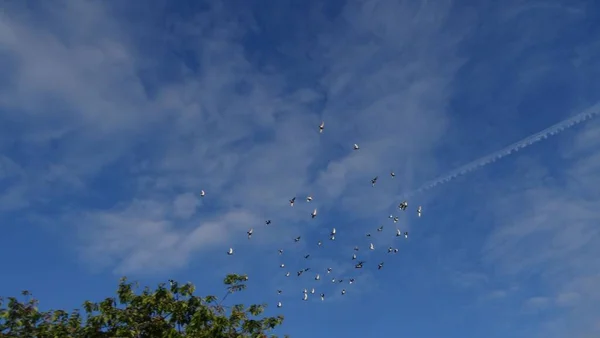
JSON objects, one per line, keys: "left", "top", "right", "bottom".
{"left": 1, "top": 0, "right": 599, "bottom": 337}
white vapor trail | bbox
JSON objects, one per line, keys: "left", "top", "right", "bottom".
{"left": 403, "top": 102, "right": 600, "bottom": 198}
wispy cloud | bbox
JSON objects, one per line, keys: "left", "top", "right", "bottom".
{"left": 0, "top": 0, "right": 464, "bottom": 275}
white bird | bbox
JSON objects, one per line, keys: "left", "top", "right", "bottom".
{"left": 331, "top": 278, "right": 336, "bottom": 283}
{"left": 280, "top": 264, "right": 285, "bottom": 268}
{"left": 393, "top": 216, "right": 399, "bottom": 223}
{"left": 331, "top": 228, "right": 336, "bottom": 235}
{"left": 318, "top": 241, "right": 322, "bottom": 246}
{"left": 396, "top": 229, "right": 401, "bottom": 237}
{"left": 306, "top": 195, "right": 313, "bottom": 202}
{"left": 387, "top": 247, "right": 393, "bottom": 253}
{"left": 227, "top": 248, "right": 233, "bottom": 255}
{"left": 311, "top": 208, "right": 318, "bottom": 219}
{"left": 320, "top": 293, "right": 325, "bottom": 301}
{"left": 277, "top": 301, "right": 282, "bottom": 308}
{"left": 404, "top": 232, "right": 409, "bottom": 239}
{"left": 327, "top": 267, "right": 332, "bottom": 273}
{"left": 277, "top": 290, "right": 282, "bottom": 295}
{"left": 389, "top": 214, "right": 394, "bottom": 219}
{"left": 278, "top": 249, "right": 283, "bottom": 255}
{"left": 354, "top": 246, "right": 359, "bottom": 251}
{"left": 378, "top": 262, "right": 384, "bottom": 270}
{"left": 349, "top": 278, "right": 355, "bottom": 284}
{"left": 377, "top": 225, "right": 383, "bottom": 232}
{"left": 303, "top": 289, "right": 308, "bottom": 294}
{"left": 285, "top": 272, "right": 290, "bottom": 277}
{"left": 247, "top": 228, "right": 253, "bottom": 239}
{"left": 371, "top": 176, "right": 378, "bottom": 186}
{"left": 319, "top": 121, "right": 325, "bottom": 133}
{"left": 369, "top": 243, "right": 374, "bottom": 250}
{"left": 353, "top": 143, "right": 360, "bottom": 150}
{"left": 295, "top": 236, "right": 301, "bottom": 242}
{"left": 352, "top": 253, "right": 357, "bottom": 260}
{"left": 315, "top": 274, "right": 320, "bottom": 280}
{"left": 393, "top": 248, "right": 399, "bottom": 253}
{"left": 330, "top": 235, "right": 335, "bottom": 241}
{"left": 390, "top": 171, "right": 395, "bottom": 178}
{"left": 311, "top": 288, "right": 315, "bottom": 294}
{"left": 417, "top": 205, "right": 422, "bottom": 217}
{"left": 399, "top": 201, "right": 408, "bottom": 211}
{"left": 303, "top": 293, "right": 308, "bottom": 301}
{"left": 341, "top": 289, "right": 346, "bottom": 295}
{"left": 289, "top": 197, "right": 296, "bottom": 206}
{"left": 200, "top": 190, "right": 205, "bottom": 197}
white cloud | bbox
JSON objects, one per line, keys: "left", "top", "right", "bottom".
{"left": 0, "top": 0, "right": 467, "bottom": 276}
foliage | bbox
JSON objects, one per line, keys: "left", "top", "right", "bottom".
{"left": 0, "top": 274, "right": 287, "bottom": 338}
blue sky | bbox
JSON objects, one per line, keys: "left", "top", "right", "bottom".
{"left": 1, "top": 0, "right": 600, "bottom": 337}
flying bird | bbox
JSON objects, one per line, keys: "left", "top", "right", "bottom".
{"left": 341, "top": 289, "right": 346, "bottom": 295}
{"left": 390, "top": 171, "right": 395, "bottom": 178}
{"left": 277, "top": 301, "right": 282, "bottom": 308}
{"left": 320, "top": 293, "right": 325, "bottom": 301}
{"left": 331, "top": 278, "right": 336, "bottom": 283}
{"left": 319, "top": 121, "right": 325, "bottom": 133}
{"left": 366, "top": 233, "right": 371, "bottom": 237}
{"left": 277, "top": 290, "right": 282, "bottom": 295}
{"left": 303, "top": 293, "right": 308, "bottom": 301}
{"left": 311, "top": 288, "right": 315, "bottom": 294}
{"left": 396, "top": 229, "right": 401, "bottom": 237}
{"left": 349, "top": 278, "right": 355, "bottom": 284}
{"left": 247, "top": 228, "right": 253, "bottom": 239}
{"left": 354, "top": 246, "right": 359, "bottom": 251}
{"left": 315, "top": 274, "right": 320, "bottom": 280}
{"left": 280, "top": 264, "right": 285, "bottom": 268}
{"left": 311, "top": 208, "right": 318, "bottom": 218}
{"left": 369, "top": 243, "right": 374, "bottom": 250}
{"left": 387, "top": 247, "right": 393, "bottom": 253}
{"left": 278, "top": 249, "right": 283, "bottom": 255}
{"left": 393, "top": 216, "right": 399, "bottom": 223}
{"left": 318, "top": 241, "right": 322, "bottom": 246}
{"left": 353, "top": 143, "right": 360, "bottom": 150}
{"left": 355, "top": 261, "right": 364, "bottom": 269}
{"left": 289, "top": 197, "right": 296, "bottom": 206}
{"left": 352, "top": 253, "right": 357, "bottom": 260}
{"left": 377, "top": 225, "right": 384, "bottom": 232}
{"left": 306, "top": 195, "right": 313, "bottom": 202}
{"left": 378, "top": 262, "right": 384, "bottom": 270}
{"left": 285, "top": 272, "right": 290, "bottom": 277}
{"left": 266, "top": 220, "right": 272, "bottom": 225}
{"left": 327, "top": 267, "right": 332, "bottom": 273}
{"left": 393, "top": 248, "right": 399, "bottom": 253}
{"left": 399, "top": 201, "right": 408, "bottom": 211}
{"left": 227, "top": 248, "right": 233, "bottom": 255}
{"left": 404, "top": 232, "right": 409, "bottom": 239}
{"left": 371, "top": 176, "right": 378, "bottom": 186}
{"left": 304, "top": 254, "right": 310, "bottom": 259}
{"left": 297, "top": 270, "right": 304, "bottom": 277}
{"left": 295, "top": 236, "right": 301, "bottom": 242}
{"left": 417, "top": 205, "right": 422, "bottom": 217}
{"left": 200, "top": 190, "right": 205, "bottom": 197}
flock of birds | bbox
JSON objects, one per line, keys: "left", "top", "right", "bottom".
{"left": 201, "top": 121, "right": 424, "bottom": 308}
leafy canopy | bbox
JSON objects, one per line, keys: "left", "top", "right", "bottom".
{"left": 0, "top": 274, "right": 288, "bottom": 338}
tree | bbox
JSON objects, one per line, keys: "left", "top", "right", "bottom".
{"left": 0, "top": 273, "right": 287, "bottom": 337}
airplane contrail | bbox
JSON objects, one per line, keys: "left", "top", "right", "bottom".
{"left": 403, "top": 102, "right": 600, "bottom": 198}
